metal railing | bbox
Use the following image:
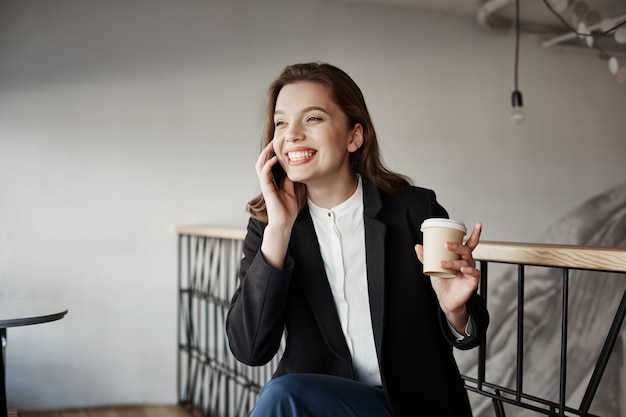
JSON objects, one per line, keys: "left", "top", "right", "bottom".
{"left": 177, "top": 226, "right": 282, "bottom": 417}
{"left": 176, "top": 226, "right": 626, "bottom": 417}
{"left": 467, "top": 241, "right": 626, "bottom": 417}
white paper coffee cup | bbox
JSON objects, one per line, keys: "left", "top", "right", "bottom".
{"left": 420, "top": 218, "right": 467, "bottom": 278}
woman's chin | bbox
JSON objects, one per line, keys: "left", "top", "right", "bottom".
{"left": 286, "top": 173, "right": 308, "bottom": 184}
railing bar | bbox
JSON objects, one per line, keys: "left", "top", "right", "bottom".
{"left": 185, "top": 235, "right": 194, "bottom": 403}
{"left": 478, "top": 260, "right": 488, "bottom": 300}
{"left": 198, "top": 360, "right": 207, "bottom": 415}
{"left": 192, "top": 236, "right": 201, "bottom": 289}
{"left": 206, "top": 364, "right": 216, "bottom": 415}
{"left": 493, "top": 389, "right": 507, "bottom": 417}
{"left": 198, "top": 237, "right": 207, "bottom": 296}
{"left": 177, "top": 234, "right": 183, "bottom": 403}
{"left": 478, "top": 260, "right": 488, "bottom": 389}
{"left": 559, "top": 268, "right": 569, "bottom": 417}
{"left": 205, "top": 290, "right": 211, "bottom": 385}
{"left": 516, "top": 264, "right": 525, "bottom": 403}
{"left": 579, "top": 287, "right": 626, "bottom": 415}
{"left": 236, "top": 384, "right": 249, "bottom": 417}
{"left": 189, "top": 343, "right": 201, "bottom": 409}
{"left": 188, "top": 236, "right": 198, "bottom": 356}
{"left": 208, "top": 238, "right": 220, "bottom": 297}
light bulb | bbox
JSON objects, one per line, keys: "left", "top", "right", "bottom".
{"left": 609, "top": 56, "right": 619, "bottom": 75}
{"left": 510, "top": 90, "right": 525, "bottom": 125}
{"left": 511, "top": 107, "right": 525, "bottom": 124}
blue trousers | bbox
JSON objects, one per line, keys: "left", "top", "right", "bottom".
{"left": 249, "top": 373, "right": 392, "bottom": 417}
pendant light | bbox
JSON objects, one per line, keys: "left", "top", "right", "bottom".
{"left": 511, "top": 0, "right": 525, "bottom": 125}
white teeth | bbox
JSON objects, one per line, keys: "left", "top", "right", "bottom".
{"left": 288, "top": 151, "right": 315, "bottom": 161}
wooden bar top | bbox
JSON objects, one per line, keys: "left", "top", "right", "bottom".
{"left": 175, "top": 226, "right": 626, "bottom": 273}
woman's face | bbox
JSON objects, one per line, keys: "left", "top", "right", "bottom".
{"left": 272, "top": 81, "right": 362, "bottom": 189}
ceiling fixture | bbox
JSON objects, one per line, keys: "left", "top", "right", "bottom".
{"left": 541, "top": 0, "right": 626, "bottom": 84}
{"left": 478, "top": 0, "right": 626, "bottom": 84}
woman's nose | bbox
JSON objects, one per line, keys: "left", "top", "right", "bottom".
{"left": 285, "top": 123, "right": 304, "bottom": 142}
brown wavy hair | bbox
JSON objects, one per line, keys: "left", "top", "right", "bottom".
{"left": 247, "top": 62, "right": 412, "bottom": 222}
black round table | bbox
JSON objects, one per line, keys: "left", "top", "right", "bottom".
{"left": 0, "top": 300, "right": 68, "bottom": 416}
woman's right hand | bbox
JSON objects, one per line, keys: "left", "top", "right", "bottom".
{"left": 256, "top": 142, "right": 298, "bottom": 268}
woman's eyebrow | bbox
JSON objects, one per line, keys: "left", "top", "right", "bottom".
{"left": 274, "top": 106, "right": 330, "bottom": 116}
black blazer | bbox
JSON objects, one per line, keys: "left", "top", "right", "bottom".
{"left": 226, "top": 177, "right": 489, "bottom": 417}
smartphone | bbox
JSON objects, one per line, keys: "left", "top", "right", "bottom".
{"left": 270, "top": 154, "right": 287, "bottom": 190}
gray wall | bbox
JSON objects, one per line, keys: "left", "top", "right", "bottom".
{"left": 0, "top": 0, "right": 625, "bottom": 410}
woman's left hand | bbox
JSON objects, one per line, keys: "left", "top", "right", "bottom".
{"left": 414, "top": 222, "right": 482, "bottom": 333}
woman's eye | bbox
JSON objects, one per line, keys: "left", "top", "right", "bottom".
{"left": 274, "top": 120, "right": 285, "bottom": 127}
{"left": 306, "top": 116, "right": 322, "bottom": 122}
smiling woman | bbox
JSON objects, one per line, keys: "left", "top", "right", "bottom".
{"left": 225, "top": 62, "right": 490, "bottom": 417}
{"left": 246, "top": 62, "right": 413, "bottom": 224}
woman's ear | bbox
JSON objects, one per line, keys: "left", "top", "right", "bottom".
{"left": 347, "top": 123, "right": 364, "bottom": 153}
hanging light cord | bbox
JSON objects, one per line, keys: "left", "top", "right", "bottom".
{"left": 514, "top": 0, "right": 520, "bottom": 93}
{"left": 510, "top": 0, "right": 524, "bottom": 123}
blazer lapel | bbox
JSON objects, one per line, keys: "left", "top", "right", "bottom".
{"left": 290, "top": 207, "right": 352, "bottom": 361}
{"left": 362, "top": 177, "right": 386, "bottom": 358}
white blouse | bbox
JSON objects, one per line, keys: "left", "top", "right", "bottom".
{"left": 308, "top": 176, "right": 382, "bottom": 386}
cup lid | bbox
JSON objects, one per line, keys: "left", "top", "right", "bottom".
{"left": 420, "top": 218, "right": 467, "bottom": 233}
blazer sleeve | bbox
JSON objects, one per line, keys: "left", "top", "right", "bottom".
{"left": 225, "top": 217, "right": 293, "bottom": 366}
{"left": 438, "top": 291, "right": 489, "bottom": 350}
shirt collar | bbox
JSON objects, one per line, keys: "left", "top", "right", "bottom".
{"left": 308, "top": 175, "right": 363, "bottom": 219}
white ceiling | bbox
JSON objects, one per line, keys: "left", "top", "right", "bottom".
{"left": 341, "top": 0, "right": 626, "bottom": 55}
{"left": 342, "top": 0, "right": 625, "bottom": 25}
{"left": 341, "top": 0, "right": 481, "bottom": 19}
